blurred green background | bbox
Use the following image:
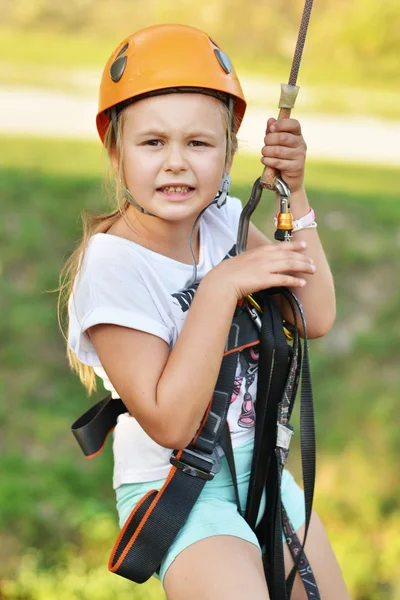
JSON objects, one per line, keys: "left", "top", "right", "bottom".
{"left": 1, "top": 1, "right": 399, "bottom": 598}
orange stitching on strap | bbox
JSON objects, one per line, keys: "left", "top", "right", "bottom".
{"left": 108, "top": 489, "right": 156, "bottom": 569}
{"left": 109, "top": 450, "right": 183, "bottom": 573}
{"left": 223, "top": 340, "right": 259, "bottom": 357}
{"left": 85, "top": 425, "right": 116, "bottom": 459}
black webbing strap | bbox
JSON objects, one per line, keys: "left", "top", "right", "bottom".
{"left": 267, "top": 291, "right": 301, "bottom": 600}
{"left": 245, "top": 292, "right": 289, "bottom": 531}
{"left": 71, "top": 396, "right": 127, "bottom": 458}
{"left": 109, "top": 445, "right": 221, "bottom": 582}
{"left": 255, "top": 293, "right": 291, "bottom": 600}
{"left": 280, "top": 290, "right": 318, "bottom": 598}
{"left": 244, "top": 288, "right": 319, "bottom": 600}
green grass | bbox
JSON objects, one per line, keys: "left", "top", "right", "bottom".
{"left": 1, "top": 135, "right": 400, "bottom": 598}
{"left": 0, "top": 29, "right": 115, "bottom": 67}
{"left": 1, "top": 135, "right": 104, "bottom": 176}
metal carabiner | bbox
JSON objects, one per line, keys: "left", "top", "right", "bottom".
{"left": 236, "top": 177, "right": 263, "bottom": 255}
{"left": 273, "top": 176, "right": 293, "bottom": 242}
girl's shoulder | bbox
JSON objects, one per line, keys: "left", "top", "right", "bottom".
{"left": 203, "top": 195, "right": 243, "bottom": 233}
{"left": 85, "top": 231, "right": 143, "bottom": 260}
{"left": 72, "top": 233, "right": 149, "bottom": 307}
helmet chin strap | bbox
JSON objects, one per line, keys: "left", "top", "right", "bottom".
{"left": 215, "top": 173, "right": 231, "bottom": 208}
{"left": 124, "top": 187, "right": 156, "bottom": 216}
{"left": 123, "top": 174, "right": 231, "bottom": 288}
{"left": 186, "top": 173, "right": 231, "bottom": 287}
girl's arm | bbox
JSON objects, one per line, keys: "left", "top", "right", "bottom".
{"left": 284, "top": 187, "right": 336, "bottom": 337}
{"left": 88, "top": 240, "right": 313, "bottom": 450}
{"left": 88, "top": 276, "right": 236, "bottom": 450}
{"left": 247, "top": 187, "right": 336, "bottom": 339}
{"left": 254, "top": 116, "right": 336, "bottom": 337}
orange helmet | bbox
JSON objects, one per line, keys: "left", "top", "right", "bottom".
{"left": 96, "top": 24, "right": 247, "bottom": 143}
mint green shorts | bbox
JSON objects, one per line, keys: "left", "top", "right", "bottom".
{"left": 115, "top": 436, "right": 305, "bottom": 585}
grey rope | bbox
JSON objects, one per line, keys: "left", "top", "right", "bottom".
{"left": 186, "top": 201, "right": 217, "bottom": 288}
{"left": 288, "top": 0, "right": 314, "bottom": 87}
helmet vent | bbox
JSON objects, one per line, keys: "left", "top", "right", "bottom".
{"left": 214, "top": 49, "right": 232, "bottom": 74}
{"left": 208, "top": 37, "right": 220, "bottom": 49}
{"left": 116, "top": 42, "right": 129, "bottom": 58}
{"left": 110, "top": 55, "right": 127, "bottom": 83}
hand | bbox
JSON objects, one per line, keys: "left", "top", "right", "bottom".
{"left": 261, "top": 118, "right": 307, "bottom": 194}
{"left": 208, "top": 240, "right": 315, "bottom": 301}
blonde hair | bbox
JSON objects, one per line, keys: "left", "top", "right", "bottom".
{"left": 57, "top": 96, "right": 238, "bottom": 394}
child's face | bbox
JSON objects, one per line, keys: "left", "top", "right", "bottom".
{"left": 120, "top": 93, "right": 227, "bottom": 223}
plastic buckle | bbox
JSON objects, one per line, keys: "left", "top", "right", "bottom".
{"left": 170, "top": 447, "right": 221, "bottom": 481}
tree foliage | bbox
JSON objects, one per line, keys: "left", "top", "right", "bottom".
{"left": 1, "top": 0, "right": 399, "bottom": 82}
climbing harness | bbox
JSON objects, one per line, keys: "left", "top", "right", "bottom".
{"left": 71, "top": 10, "right": 321, "bottom": 598}
{"left": 71, "top": 284, "right": 317, "bottom": 598}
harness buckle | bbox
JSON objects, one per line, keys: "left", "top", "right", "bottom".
{"left": 276, "top": 423, "right": 294, "bottom": 450}
{"left": 170, "top": 447, "right": 221, "bottom": 481}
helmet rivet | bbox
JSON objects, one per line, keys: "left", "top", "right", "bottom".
{"left": 110, "top": 55, "right": 127, "bottom": 83}
{"left": 214, "top": 49, "right": 232, "bottom": 74}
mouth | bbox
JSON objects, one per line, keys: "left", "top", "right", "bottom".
{"left": 157, "top": 185, "right": 195, "bottom": 194}
{"left": 156, "top": 185, "right": 196, "bottom": 200}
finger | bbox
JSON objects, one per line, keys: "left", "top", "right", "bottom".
{"left": 260, "top": 156, "right": 303, "bottom": 172}
{"left": 266, "top": 117, "right": 277, "bottom": 134}
{"left": 259, "top": 248, "right": 315, "bottom": 268}
{"left": 261, "top": 246, "right": 313, "bottom": 260}
{"left": 269, "top": 118, "right": 302, "bottom": 135}
{"left": 261, "top": 145, "right": 300, "bottom": 161}
{"left": 268, "top": 259, "right": 316, "bottom": 275}
{"left": 266, "top": 274, "right": 307, "bottom": 288}
{"left": 264, "top": 240, "right": 308, "bottom": 252}
{"left": 263, "top": 132, "right": 302, "bottom": 148}
{"left": 269, "top": 254, "right": 315, "bottom": 269}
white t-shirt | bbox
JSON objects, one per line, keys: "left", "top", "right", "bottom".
{"left": 68, "top": 196, "right": 258, "bottom": 488}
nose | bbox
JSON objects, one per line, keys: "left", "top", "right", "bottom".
{"left": 164, "top": 143, "right": 188, "bottom": 173}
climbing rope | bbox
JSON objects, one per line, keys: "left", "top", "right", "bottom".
{"left": 259, "top": 0, "right": 315, "bottom": 241}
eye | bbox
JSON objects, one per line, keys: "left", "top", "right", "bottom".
{"left": 189, "top": 140, "right": 209, "bottom": 147}
{"left": 143, "top": 139, "right": 163, "bottom": 146}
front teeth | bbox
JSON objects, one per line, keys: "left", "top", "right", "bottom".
{"left": 162, "top": 186, "right": 191, "bottom": 193}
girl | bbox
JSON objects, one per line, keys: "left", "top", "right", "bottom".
{"left": 61, "top": 24, "right": 350, "bottom": 600}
